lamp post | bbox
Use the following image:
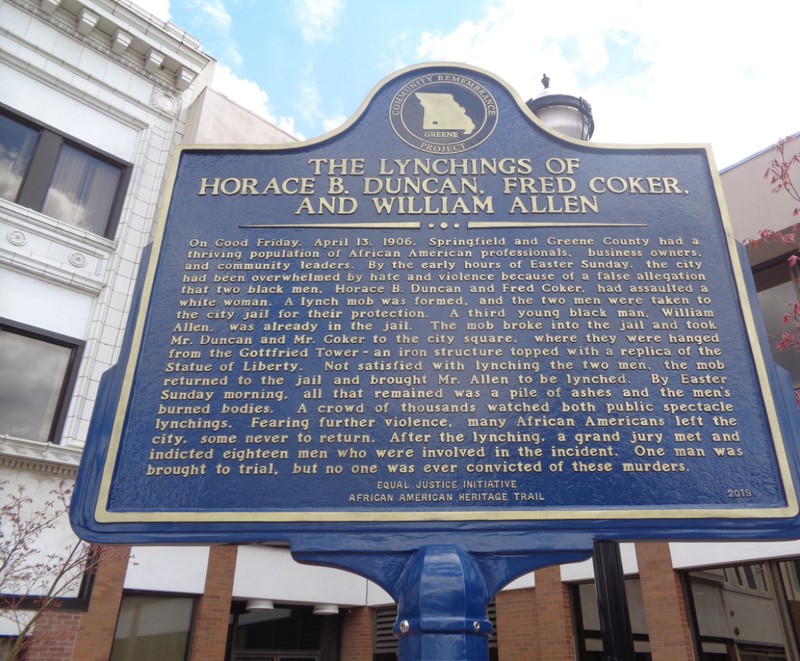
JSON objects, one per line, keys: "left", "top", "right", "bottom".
{"left": 526, "top": 74, "right": 595, "bottom": 141}
{"left": 529, "top": 74, "right": 635, "bottom": 661}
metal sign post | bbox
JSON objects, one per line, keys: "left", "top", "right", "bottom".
{"left": 593, "top": 540, "right": 636, "bottom": 661}
{"left": 292, "top": 536, "right": 594, "bottom": 661}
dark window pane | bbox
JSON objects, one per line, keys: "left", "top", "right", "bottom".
{"left": 573, "top": 579, "right": 652, "bottom": 659}
{"left": 0, "top": 328, "right": 73, "bottom": 443}
{"left": 0, "top": 113, "right": 39, "bottom": 202}
{"left": 688, "top": 564, "right": 788, "bottom": 659}
{"left": 777, "top": 560, "right": 800, "bottom": 656}
{"left": 0, "top": 108, "right": 127, "bottom": 236}
{"left": 111, "top": 595, "right": 194, "bottom": 661}
{"left": 42, "top": 144, "right": 122, "bottom": 234}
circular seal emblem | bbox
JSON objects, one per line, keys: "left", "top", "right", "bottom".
{"left": 389, "top": 73, "right": 498, "bottom": 153}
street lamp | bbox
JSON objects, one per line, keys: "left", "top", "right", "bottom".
{"left": 533, "top": 75, "right": 636, "bottom": 661}
{"left": 526, "top": 74, "right": 594, "bottom": 141}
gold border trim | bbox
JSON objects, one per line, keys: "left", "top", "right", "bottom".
{"left": 469, "top": 222, "right": 647, "bottom": 229}
{"left": 93, "top": 62, "right": 800, "bottom": 526}
{"left": 240, "top": 222, "right": 421, "bottom": 229}
{"left": 95, "top": 505, "right": 798, "bottom": 524}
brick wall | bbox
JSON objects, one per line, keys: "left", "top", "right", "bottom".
{"left": 24, "top": 609, "right": 81, "bottom": 661}
{"left": 636, "top": 542, "right": 697, "bottom": 661}
{"left": 189, "top": 544, "right": 238, "bottom": 661}
{"left": 495, "top": 587, "right": 538, "bottom": 661}
{"left": 340, "top": 606, "right": 375, "bottom": 661}
{"left": 532, "top": 565, "right": 577, "bottom": 660}
{"left": 71, "top": 545, "right": 131, "bottom": 661}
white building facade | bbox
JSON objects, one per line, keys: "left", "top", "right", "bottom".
{"left": 0, "top": 2, "right": 382, "bottom": 659}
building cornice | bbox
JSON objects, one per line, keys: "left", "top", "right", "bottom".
{"left": 9, "top": 0, "right": 213, "bottom": 93}
{"left": 0, "top": 436, "right": 81, "bottom": 477}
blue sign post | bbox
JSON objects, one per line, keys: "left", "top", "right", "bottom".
{"left": 71, "top": 63, "right": 800, "bottom": 660}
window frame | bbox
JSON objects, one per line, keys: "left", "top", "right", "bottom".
{"left": 0, "top": 318, "right": 84, "bottom": 445}
{"left": 0, "top": 104, "right": 131, "bottom": 239}
{"left": 570, "top": 578, "right": 655, "bottom": 660}
{"left": 110, "top": 591, "right": 197, "bottom": 661}
{"left": 5, "top": 545, "right": 101, "bottom": 611}
{"left": 684, "top": 560, "right": 800, "bottom": 660}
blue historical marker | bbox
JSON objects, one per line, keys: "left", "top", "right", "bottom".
{"left": 71, "top": 63, "right": 800, "bottom": 660}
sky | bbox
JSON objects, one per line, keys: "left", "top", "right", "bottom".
{"left": 132, "top": 0, "right": 798, "bottom": 169}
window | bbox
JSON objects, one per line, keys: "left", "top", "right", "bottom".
{"left": 228, "top": 603, "right": 327, "bottom": 661}
{"left": 0, "top": 112, "right": 39, "bottom": 201}
{"left": 777, "top": 559, "right": 800, "bottom": 650}
{"left": 0, "top": 321, "right": 83, "bottom": 444}
{"left": 571, "top": 578, "right": 652, "bottom": 660}
{"left": 110, "top": 594, "right": 195, "bottom": 661}
{"left": 0, "top": 107, "right": 129, "bottom": 237}
{"left": 686, "top": 562, "right": 797, "bottom": 660}
{"left": 753, "top": 253, "right": 800, "bottom": 391}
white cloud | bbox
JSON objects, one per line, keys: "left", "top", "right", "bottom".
{"left": 186, "top": 0, "right": 243, "bottom": 67}
{"left": 296, "top": 78, "right": 347, "bottom": 135}
{"left": 413, "top": 0, "right": 798, "bottom": 166}
{"left": 134, "top": 2, "right": 300, "bottom": 138}
{"left": 210, "top": 64, "right": 299, "bottom": 137}
{"left": 291, "top": 0, "right": 345, "bottom": 44}
{"left": 380, "top": 30, "right": 416, "bottom": 73}
{"left": 197, "top": 0, "right": 231, "bottom": 31}
{"left": 321, "top": 114, "right": 347, "bottom": 134}
{"left": 129, "top": 1, "right": 302, "bottom": 137}
{"left": 297, "top": 80, "right": 322, "bottom": 125}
